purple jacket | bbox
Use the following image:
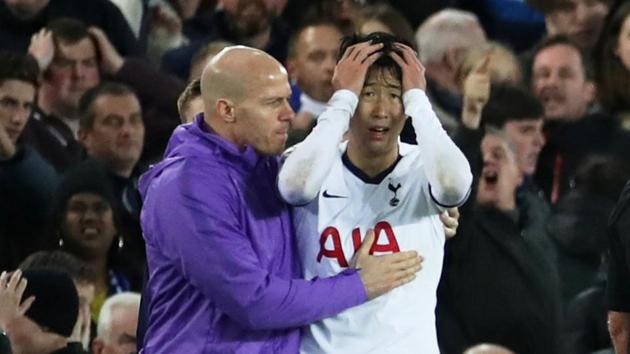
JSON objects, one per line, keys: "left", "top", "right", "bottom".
{"left": 138, "top": 115, "right": 366, "bottom": 353}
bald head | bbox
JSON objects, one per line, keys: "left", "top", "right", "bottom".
{"left": 463, "top": 344, "right": 516, "bottom": 354}
{"left": 201, "top": 46, "right": 287, "bottom": 113}
{"left": 199, "top": 45, "right": 294, "bottom": 155}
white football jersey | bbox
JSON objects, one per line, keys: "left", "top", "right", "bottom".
{"left": 293, "top": 142, "right": 446, "bottom": 354}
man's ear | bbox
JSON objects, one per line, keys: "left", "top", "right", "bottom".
{"left": 216, "top": 98, "right": 236, "bottom": 123}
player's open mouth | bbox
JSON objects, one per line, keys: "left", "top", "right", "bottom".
{"left": 368, "top": 126, "right": 389, "bottom": 140}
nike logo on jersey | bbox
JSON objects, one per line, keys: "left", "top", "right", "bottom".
{"left": 322, "top": 190, "right": 347, "bottom": 198}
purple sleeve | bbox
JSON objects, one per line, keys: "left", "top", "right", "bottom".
{"left": 146, "top": 161, "right": 366, "bottom": 330}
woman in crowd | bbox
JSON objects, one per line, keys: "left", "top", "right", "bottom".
{"left": 48, "top": 161, "right": 141, "bottom": 322}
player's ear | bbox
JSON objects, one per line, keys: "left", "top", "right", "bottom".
{"left": 216, "top": 98, "right": 236, "bottom": 123}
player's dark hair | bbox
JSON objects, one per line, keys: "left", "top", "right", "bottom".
{"left": 338, "top": 32, "right": 411, "bottom": 83}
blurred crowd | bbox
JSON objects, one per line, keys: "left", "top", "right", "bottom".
{"left": 0, "top": 0, "right": 629, "bottom": 353}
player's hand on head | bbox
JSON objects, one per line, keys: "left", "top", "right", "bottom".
{"left": 389, "top": 43, "right": 426, "bottom": 92}
{"left": 440, "top": 207, "right": 460, "bottom": 239}
{"left": 332, "top": 41, "right": 383, "bottom": 96}
{"left": 350, "top": 229, "right": 423, "bottom": 300}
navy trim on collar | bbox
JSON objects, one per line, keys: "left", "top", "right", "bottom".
{"left": 342, "top": 152, "right": 402, "bottom": 185}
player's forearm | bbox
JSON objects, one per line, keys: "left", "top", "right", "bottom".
{"left": 404, "top": 89, "right": 472, "bottom": 206}
{"left": 278, "top": 90, "right": 357, "bottom": 205}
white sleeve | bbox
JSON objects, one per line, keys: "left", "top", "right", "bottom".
{"left": 405, "top": 89, "right": 472, "bottom": 207}
{"left": 278, "top": 90, "right": 358, "bottom": 205}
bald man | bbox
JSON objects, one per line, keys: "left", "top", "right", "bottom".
{"left": 138, "top": 46, "right": 422, "bottom": 353}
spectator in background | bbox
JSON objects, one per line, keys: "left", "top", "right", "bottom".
{"left": 0, "top": 51, "right": 58, "bottom": 272}
{"left": 556, "top": 156, "right": 630, "bottom": 354}
{"left": 528, "top": 35, "right": 630, "bottom": 203}
{"left": 354, "top": 3, "right": 416, "bottom": 50}
{"left": 78, "top": 83, "right": 144, "bottom": 182}
{"left": 161, "top": 0, "right": 290, "bottom": 80}
{"left": 20, "top": 250, "right": 96, "bottom": 351}
{"left": 548, "top": 155, "right": 630, "bottom": 305}
{"left": 0, "top": 0, "right": 139, "bottom": 56}
{"left": 594, "top": 1, "right": 630, "bottom": 121}
{"left": 300, "top": 0, "right": 369, "bottom": 35}
{"left": 26, "top": 19, "right": 184, "bottom": 170}
{"left": 87, "top": 26, "right": 183, "bottom": 166}
{"left": 25, "top": 18, "right": 98, "bottom": 172}
{"left": 481, "top": 85, "right": 546, "bottom": 191}
{"left": 177, "top": 78, "right": 202, "bottom": 124}
{"left": 285, "top": 20, "right": 342, "bottom": 138}
{"left": 528, "top": 0, "right": 611, "bottom": 54}
{"left": 441, "top": 61, "right": 559, "bottom": 353}
{"left": 454, "top": 45, "right": 526, "bottom": 164}
{"left": 437, "top": 129, "right": 561, "bottom": 354}
{"left": 415, "top": 9, "right": 487, "bottom": 133}
{"left": 0, "top": 269, "right": 86, "bottom": 354}
{"left": 456, "top": 53, "right": 555, "bottom": 263}
{"left": 144, "top": 1, "right": 189, "bottom": 66}
{"left": 530, "top": 36, "right": 595, "bottom": 122}
{"left": 48, "top": 160, "right": 140, "bottom": 326}
{"left": 92, "top": 292, "right": 140, "bottom": 354}
{"left": 75, "top": 83, "right": 147, "bottom": 278}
